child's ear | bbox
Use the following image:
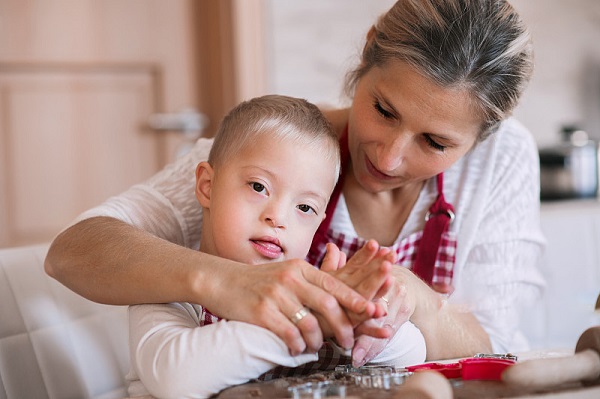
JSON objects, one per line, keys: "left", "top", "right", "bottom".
{"left": 195, "top": 161, "right": 214, "bottom": 208}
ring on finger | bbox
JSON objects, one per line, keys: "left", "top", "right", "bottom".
{"left": 290, "top": 306, "right": 311, "bottom": 324}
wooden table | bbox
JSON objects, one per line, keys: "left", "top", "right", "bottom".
{"left": 215, "top": 349, "right": 600, "bottom": 398}
{"left": 124, "top": 349, "right": 600, "bottom": 398}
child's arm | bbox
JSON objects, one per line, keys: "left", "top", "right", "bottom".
{"left": 128, "top": 302, "right": 318, "bottom": 399}
{"left": 364, "top": 320, "right": 426, "bottom": 368}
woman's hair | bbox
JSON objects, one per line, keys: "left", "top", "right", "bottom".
{"left": 345, "top": 0, "right": 533, "bottom": 141}
{"left": 209, "top": 94, "right": 341, "bottom": 178}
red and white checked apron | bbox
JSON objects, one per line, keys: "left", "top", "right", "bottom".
{"left": 308, "top": 127, "right": 457, "bottom": 291}
{"left": 199, "top": 127, "right": 458, "bottom": 380}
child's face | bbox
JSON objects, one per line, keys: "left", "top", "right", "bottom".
{"left": 196, "top": 133, "right": 338, "bottom": 265}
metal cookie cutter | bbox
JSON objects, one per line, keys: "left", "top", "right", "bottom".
{"left": 287, "top": 380, "right": 346, "bottom": 399}
{"left": 474, "top": 352, "right": 518, "bottom": 362}
{"left": 333, "top": 365, "right": 413, "bottom": 390}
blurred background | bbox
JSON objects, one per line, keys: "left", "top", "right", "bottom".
{"left": 0, "top": 0, "right": 598, "bottom": 349}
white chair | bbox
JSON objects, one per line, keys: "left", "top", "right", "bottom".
{"left": 0, "top": 244, "right": 129, "bottom": 399}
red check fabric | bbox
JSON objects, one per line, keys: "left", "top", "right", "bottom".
{"left": 308, "top": 126, "right": 457, "bottom": 289}
{"left": 308, "top": 229, "right": 457, "bottom": 288}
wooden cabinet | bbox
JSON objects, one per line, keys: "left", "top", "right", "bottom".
{"left": 0, "top": 0, "right": 267, "bottom": 247}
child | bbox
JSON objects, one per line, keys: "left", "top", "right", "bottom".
{"left": 126, "top": 95, "right": 426, "bottom": 399}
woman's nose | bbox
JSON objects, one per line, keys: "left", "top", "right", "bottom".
{"left": 377, "top": 132, "right": 410, "bottom": 171}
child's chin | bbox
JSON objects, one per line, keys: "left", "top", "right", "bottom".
{"left": 247, "top": 257, "right": 284, "bottom": 266}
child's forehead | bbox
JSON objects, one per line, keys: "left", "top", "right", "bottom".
{"left": 236, "top": 135, "right": 338, "bottom": 175}
{"left": 246, "top": 128, "right": 337, "bottom": 151}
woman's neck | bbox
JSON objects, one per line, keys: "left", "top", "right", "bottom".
{"left": 342, "top": 169, "right": 424, "bottom": 246}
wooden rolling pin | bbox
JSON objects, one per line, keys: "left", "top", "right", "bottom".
{"left": 502, "top": 326, "right": 600, "bottom": 390}
{"left": 395, "top": 370, "right": 453, "bottom": 399}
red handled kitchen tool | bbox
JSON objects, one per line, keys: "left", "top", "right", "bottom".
{"left": 406, "top": 354, "right": 517, "bottom": 381}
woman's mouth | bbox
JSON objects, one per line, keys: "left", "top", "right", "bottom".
{"left": 251, "top": 238, "right": 283, "bottom": 259}
{"left": 365, "top": 155, "right": 395, "bottom": 180}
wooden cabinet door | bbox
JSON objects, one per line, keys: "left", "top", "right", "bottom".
{"left": 0, "top": 65, "right": 162, "bottom": 245}
{"left": 0, "top": 0, "right": 204, "bottom": 247}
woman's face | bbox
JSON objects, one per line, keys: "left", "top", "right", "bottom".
{"left": 348, "top": 60, "right": 481, "bottom": 193}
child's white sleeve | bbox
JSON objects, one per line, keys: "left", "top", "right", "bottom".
{"left": 368, "top": 321, "right": 426, "bottom": 367}
{"left": 127, "top": 302, "right": 317, "bottom": 399}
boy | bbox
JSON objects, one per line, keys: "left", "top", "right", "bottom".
{"left": 127, "top": 95, "right": 426, "bottom": 398}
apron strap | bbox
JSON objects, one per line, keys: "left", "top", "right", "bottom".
{"left": 412, "top": 173, "right": 455, "bottom": 293}
{"left": 311, "top": 128, "right": 349, "bottom": 253}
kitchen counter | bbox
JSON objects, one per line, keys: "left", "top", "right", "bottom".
{"left": 210, "top": 350, "right": 600, "bottom": 399}
{"left": 521, "top": 200, "right": 600, "bottom": 351}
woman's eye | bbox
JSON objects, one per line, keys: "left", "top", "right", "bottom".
{"left": 297, "top": 204, "right": 316, "bottom": 214}
{"left": 424, "top": 135, "right": 446, "bottom": 152}
{"left": 251, "top": 182, "right": 266, "bottom": 193}
{"left": 374, "top": 101, "right": 394, "bottom": 119}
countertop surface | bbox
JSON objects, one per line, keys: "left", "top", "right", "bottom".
{"left": 211, "top": 349, "right": 600, "bottom": 399}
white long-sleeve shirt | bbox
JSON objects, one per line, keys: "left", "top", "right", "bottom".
{"left": 126, "top": 303, "right": 426, "bottom": 398}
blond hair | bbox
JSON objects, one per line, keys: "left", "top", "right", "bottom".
{"left": 209, "top": 95, "right": 341, "bottom": 179}
{"left": 346, "top": 0, "right": 533, "bottom": 141}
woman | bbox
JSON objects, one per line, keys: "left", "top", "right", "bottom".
{"left": 45, "top": 0, "right": 545, "bottom": 365}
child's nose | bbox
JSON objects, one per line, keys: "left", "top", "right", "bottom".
{"left": 263, "top": 203, "right": 287, "bottom": 229}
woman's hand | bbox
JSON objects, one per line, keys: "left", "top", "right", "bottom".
{"left": 350, "top": 264, "right": 492, "bottom": 364}
{"left": 312, "top": 241, "right": 397, "bottom": 345}
{"left": 210, "top": 257, "right": 386, "bottom": 356}
{"left": 323, "top": 240, "right": 396, "bottom": 319}
{"left": 351, "top": 275, "right": 414, "bottom": 366}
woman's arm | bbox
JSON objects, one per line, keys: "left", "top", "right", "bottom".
{"left": 395, "top": 267, "right": 492, "bottom": 360}
{"left": 45, "top": 136, "right": 390, "bottom": 354}
{"left": 46, "top": 216, "right": 388, "bottom": 355}
{"left": 351, "top": 269, "right": 492, "bottom": 365}
{"left": 46, "top": 216, "right": 213, "bottom": 305}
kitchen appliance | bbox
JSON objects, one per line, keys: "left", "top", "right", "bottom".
{"left": 539, "top": 126, "right": 599, "bottom": 201}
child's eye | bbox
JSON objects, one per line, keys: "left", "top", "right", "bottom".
{"left": 374, "top": 100, "right": 394, "bottom": 119}
{"left": 297, "top": 204, "right": 316, "bottom": 215}
{"left": 251, "top": 182, "right": 266, "bottom": 193}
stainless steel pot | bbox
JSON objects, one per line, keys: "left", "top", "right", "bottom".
{"left": 539, "top": 128, "right": 598, "bottom": 201}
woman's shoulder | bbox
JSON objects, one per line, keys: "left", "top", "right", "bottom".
{"left": 320, "top": 107, "right": 349, "bottom": 138}
{"left": 444, "top": 118, "right": 539, "bottom": 199}
{"left": 491, "top": 118, "right": 538, "bottom": 171}
{"left": 495, "top": 118, "right": 538, "bottom": 152}
{"left": 465, "top": 118, "right": 538, "bottom": 170}
{"left": 192, "top": 137, "right": 215, "bottom": 156}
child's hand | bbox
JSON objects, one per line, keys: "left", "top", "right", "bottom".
{"left": 319, "top": 243, "right": 347, "bottom": 272}
{"left": 328, "top": 240, "right": 395, "bottom": 320}
{"left": 315, "top": 240, "right": 396, "bottom": 344}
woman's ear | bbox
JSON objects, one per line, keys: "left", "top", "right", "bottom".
{"left": 363, "top": 26, "right": 376, "bottom": 52}
{"left": 195, "top": 161, "right": 214, "bottom": 208}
